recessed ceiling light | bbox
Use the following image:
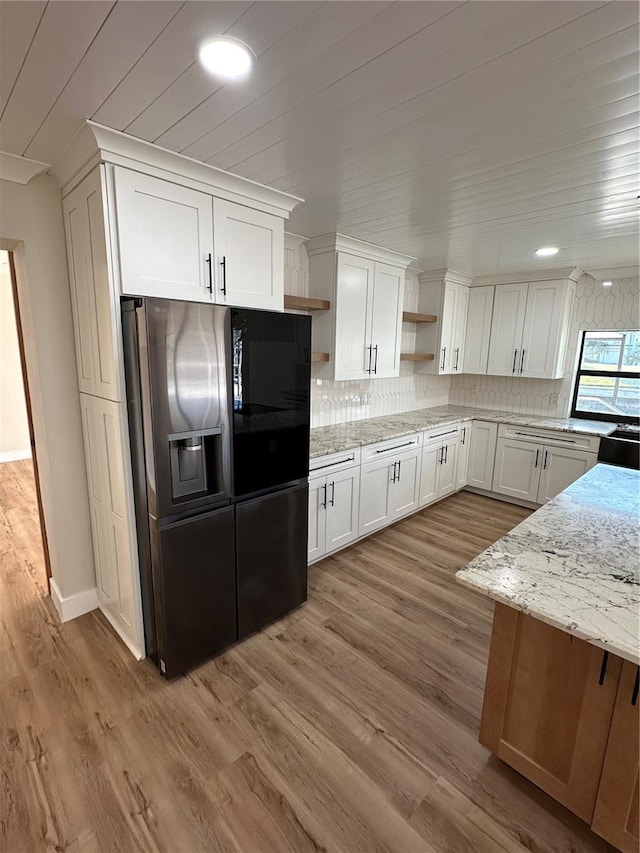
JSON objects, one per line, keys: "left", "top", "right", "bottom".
{"left": 535, "top": 246, "right": 559, "bottom": 258}
{"left": 602, "top": 280, "right": 613, "bottom": 288}
{"left": 198, "top": 38, "right": 254, "bottom": 79}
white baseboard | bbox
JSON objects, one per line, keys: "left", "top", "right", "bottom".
{"left": 50, "top": 578, "right": 98, "bottom": 622}
{"left": 0, "top": 448, "right": 32, "bottom": 463}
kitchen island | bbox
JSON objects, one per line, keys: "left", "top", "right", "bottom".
{"left": 457, "top": 464, "right": 640, "bottom": 852}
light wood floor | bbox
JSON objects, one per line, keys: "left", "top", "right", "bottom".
{"left": 0, "top": 460, "right": 615, "bottom": 853}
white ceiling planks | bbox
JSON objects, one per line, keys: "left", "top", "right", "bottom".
{"left": 0, "top": 1, "right": 46, "bottom": 119}
{"left": 23, "top": 1, "right": 184, "bottom": 164}
{"left": 124, "top": 1, "right": 326, "bottom": 144}
{"left": 0, "top": 1, "right": 114, "bottom": 155}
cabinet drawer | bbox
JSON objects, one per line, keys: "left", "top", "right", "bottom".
{"left": 309, "top": 447, "right": 361, "bottom": 475}
{"left": 423, "top": 422, "right": 462, "bottom": 446}
{"left": 361, "top": 432, "right": 421, "bottom": 462}
{"left": 498, "top": 423, "right": 600, "bottom": 453}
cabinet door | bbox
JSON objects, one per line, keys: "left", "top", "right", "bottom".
{"left": 63, "top": 168, "right": 121, "bottom": 400}
{"left": 492, "top": 437, "right": 542, "bottom": 502}
{"left": 467, "top": 421, "right": 498, "bottom": 490}
{"left": 369, "top": 262, "right": 404, "bottom": 378}
{"left": 456, "top": 424, "right": 470, "bottom": 489}
{"left": 308, "top": 475, "right": 327, "bottom": 563}
{"left": 334, "top": 252, "right": 375, "bottom": 380}
{"left": 325, "top": 467, "right": 360, "bottom": 553}
{"left": 437, "top": 283, "right": 457, "bottom": 374}
{"left": 463, "top": 285, "right": 494, "bottom": 374}
{"left": 520, "top": 280, "right": 567, "bottom": 378}
{"left": 438, "top": 439, "right": 458, "bottom": 498}
{"left": 481, "top": 605, "right": 622, "bottom": 823}
{"left": 213, "top": 198, "right": 284, "bottom": 311}
{"left": 537, "top": 446, "right": 597, "bottom": 504}
{"left": 487, "top": 282, "right": 528, "bottom": 376}
{"left": 389, "top": 448, "right": 421, "bottom": 520}
{"left": 114, "top": 168, "right": 213, "bottom": 301}
{"left": 592, "top": 660, "right": 640, "bottom": 853}
{"left": 451, "top": 284, "right": 469, "bottom": 374}
{"left": 358, "top": 456, "right": 393, "bottom": 536}
{"left": 419, "top": 443, "right": 441, "bottom": 507}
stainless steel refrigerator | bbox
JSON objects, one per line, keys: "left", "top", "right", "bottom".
{"left": 122, "top": 297, "right": 311, "bottom": 678}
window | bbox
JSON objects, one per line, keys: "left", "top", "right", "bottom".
{"left": 571, "top": 330, "right": 640, "bottom": 424}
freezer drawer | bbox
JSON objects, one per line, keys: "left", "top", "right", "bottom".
{"left": 156, "top": 504, "right": 236, "bottom": 678}
{"left": 236, "top": 483, "right": 308, "bottom": 638}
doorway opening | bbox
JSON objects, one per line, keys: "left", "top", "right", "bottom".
{"left": 0, "top": 249, "right": 51, "bottom": 594}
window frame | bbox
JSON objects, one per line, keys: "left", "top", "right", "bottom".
{"left": 570, "top": 330, "right": 640, "bottom": 425}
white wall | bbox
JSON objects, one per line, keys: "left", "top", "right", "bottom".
{"left": 0, "top": 251, "right": 30, "bottom": 460}
{"left": 0, "top": 174, "right": 95, "bottom": 602}
{"left": 450, "top": 274, "right": 640, "bottom": 417}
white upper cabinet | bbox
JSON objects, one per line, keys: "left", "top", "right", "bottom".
{"left": 63, "top": 166, "right": 121, "bottom": 401}
{"left": 415, "top": 270, "right": 471, "bottom": 375}
{"left": 486, "top": 277, "right": 576, "bottom": 379}
{"left": 114, "top": 168, "right": 214, "bottom": 302}
{"left": 306, "top": 234, "right": 414, "bottom": 381}
{"left": 213, "top": 198, "right": 284, "bottom": 311}
{"left": 463, "top": 285, "right": 494, "bottom": 374}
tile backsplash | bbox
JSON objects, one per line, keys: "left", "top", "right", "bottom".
{"left": 284, "top": 235, "right": 639, "bottom": 427}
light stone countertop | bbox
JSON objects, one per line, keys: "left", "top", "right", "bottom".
{"left": 309, "top": 404, "right": 614, "bottom": 458}
{"left": 456, "top": 463, "right": 640, "bottom": 664}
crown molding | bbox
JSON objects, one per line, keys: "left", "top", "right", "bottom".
{"left": 472, "top": 266, "right": 583, "bottom": 286}
{"left": 284, "top": 232, "right": 308, "bottom": 250}
{"left": 304, "top": 232, "right": 416, "bottom": 267}
{"left": 585, "top": 266, "right": 639, "bottom": 281}
{"left": 418, "top": 268, "right": 473, "bottom": 287}
{"left": 52, "top": 121, "right": 303, "bottom": 218}
{"left": 0, "top": 150, "right": 49, "bottom": 184}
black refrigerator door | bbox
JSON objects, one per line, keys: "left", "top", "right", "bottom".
{"left": 236, "top": 483, "right": 308, "bottom": 638}
{"left": 231, "top": 308, "right": 311, "bottom": 497}
{"left": 156, "top": 505, "right": 236, "bottom": 678}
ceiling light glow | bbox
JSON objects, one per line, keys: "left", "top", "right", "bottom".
{"left": 535, "top": 246, "right": 559, "bottom": 258}
{"left": 198, "top": 38, "right": 254, "bottom": 79}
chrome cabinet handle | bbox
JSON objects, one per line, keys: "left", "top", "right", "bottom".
{"left": 454, "top": 347, "right": 459, "bottom": 371}
{"left": 441, "top": 347, "right": 446, "bottom": 371}
{"left": 205, "top": 253, "right": 213, "bottom": 293}
{"left": 512, "top": 349, "right": 518, "bottom": 374}
{"left": 321, "top": 483, "right": 327, "bottom": 509}
{"left": 534, "top": 449, "right": 539, "bottom": 468}
{"left": 329, "top": 481, "right": 335, "bottom": 506}
{"left": 373, "top": 345, "right": 378, "bottom": 374}
{"left": 220, "top": 255, "right": 227, "bottom": 296}
{"left": 543, "top": 450, "right": 548, "bottom": 469}
{"left": 519, "top": 348, "right": 526, "bottom": 374}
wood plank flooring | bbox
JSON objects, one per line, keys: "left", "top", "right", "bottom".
{"left": 0, "top": 460, "right": 616, "bottom": 852}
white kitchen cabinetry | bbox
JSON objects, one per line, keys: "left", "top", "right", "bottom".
{"left": 456, "top": 423, "right": 471, "bottom": 489}
{"left": 308, "top": 450, "right": 361, "bottom": 563}
{"left": 467, "top": 421, "right": 498, "bottom": 490}
{"left": 487, "top": 278, "right": 576, "bottom": 378}
{"left": 114, "top": 168, "right": 214, "bottom": 302}
{"left": 79, "top": 393, "right": 144, "bottom": 657}
{"left": 463, "top": 286, "right": 494, "bottom": 374}
{"left": 492, "top": 425, "right": 599, "bottom": 504}
{"left": 63, "top": 167, "right": 121, "bottom": 401}
{"left": 359, "top": 435, "right": 421, "bottom": 536}
{"left": 415, "top": 270, "right": 471, "bottom": 375}
{"left": 419, "top": 425, "right": 460, "bottom": 507}
{"left": 305, "top": 234, "right": 414, "bottom": 381}
{"left": 212, "top": 198, "right": 284, "bottom": 311}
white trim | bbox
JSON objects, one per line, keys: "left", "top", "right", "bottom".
{"left": 0, "top": 448, "right": 32, "bottom": 463}
{"left": 49, "top": 578, "right": 98, "bottom": 622}
{"left": 0, "top": 150, "right": 49, "bottom": 184}
{"left": 472, "top": 267, "right": 583, "bottom": 286}
{"left": 284, "top": 232, "right": 308, "bottom": 250}
{"left": 418, "top": 268, "right": 473, "bottom": 287}
{"left": 304, "top": 232, "right": 415, "bottom": 267}
{"left": 99, "top": 603, "right": 145, "bottom": 661}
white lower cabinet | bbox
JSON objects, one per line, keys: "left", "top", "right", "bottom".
{"left": 537, "top": 445, "right": 598, "bottom": 502}
{"left": 308, "top": 451, "right": 361, "bottom": 563}
{"left": 359, "top": 435, "right": 421, "bottom": 536}
{"left": 457, "top": 423, "right": 471, "bottom": 489}
{"left": 419, "top": 425, "right": 460, "bottom": 507}
{"left": 467, "top": 421, "right": 498, "bottom": 490}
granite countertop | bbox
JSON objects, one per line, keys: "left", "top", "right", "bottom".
{"left": 309, "top": 404, "right": 613, "bottom": 458}
{"left": 456, "top": 463, "right": 640, "bottom": 664}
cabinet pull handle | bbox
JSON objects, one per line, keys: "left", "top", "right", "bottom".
{"left": 205, "top": 253, "right": 213, "bottom": 293}
{"left": 632, "top": 668, "right": 639, "bottom": 706}
{"left": 310, "top": 455, "right": 355, "bottom": 472}
{"left": 396, "top": 459, "right": 401, "bottom": 482}
{"left": 534, "top": 449, "right": 539, "bottom": 468}
{"left": 454, "top": 347, "right": 459, "bottom": 371}
{"left": 430, "top": 428, "right": 458, "bottom": 439}
{"left": 543, "top": 450, "right": 548, "bottom": 469}
{"left": 514, "top": 431, "right": 577, "bottom": 444}
{"left": 439, "top": 447, "right": 444, "bottom": 465}
{"left": 329, "top": 481, "right": 335, "bottom": 506}
{"left": 375, "top": 440, "right": 416, "bottom": 454}
{"left": 391, "top": 461, "right": 397, "bottom": 483}
{"left": 321, "top": 483, "right": 327, "bottom": 509}
{"left": 441, "top": 347, "right": 446, "bottom": 371}
{"left": 220, "top": 255, "right": 227, "bottom": 296}
{"left": 512, "top": 349, "right": 518, "bottom": 374}
{"left": 461, "top": 427, "right": 466, "bottom": 445}
{"left": 366, "top": 345, "right": 372, "bottom": 374}
{"left": 519, "top": 348, "right": 526, "bottom": 374}
{"left": 598, "top": 650, "right": 609, "bottom": 685}
{"left": 443, "top": 444, "right": 447, "bottom": 463}
{"left": 373, "top": 344, "right": 378, "bottom": 374}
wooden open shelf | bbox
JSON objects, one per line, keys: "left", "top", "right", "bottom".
{"left": 311, "top": 352, "right": 330, "bottom": 363}
{"left": 400, "top": 352, "right": 435, "bottom": 362}
{"left": 402, "top": 311, "right": 437, "bottom": 324}
{"left": 284, "top": 294, "right": 331, "bottom": 311}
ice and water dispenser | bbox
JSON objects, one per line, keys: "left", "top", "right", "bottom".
{"left": 168, "top": 427, "right": 224, "bottom": 502}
